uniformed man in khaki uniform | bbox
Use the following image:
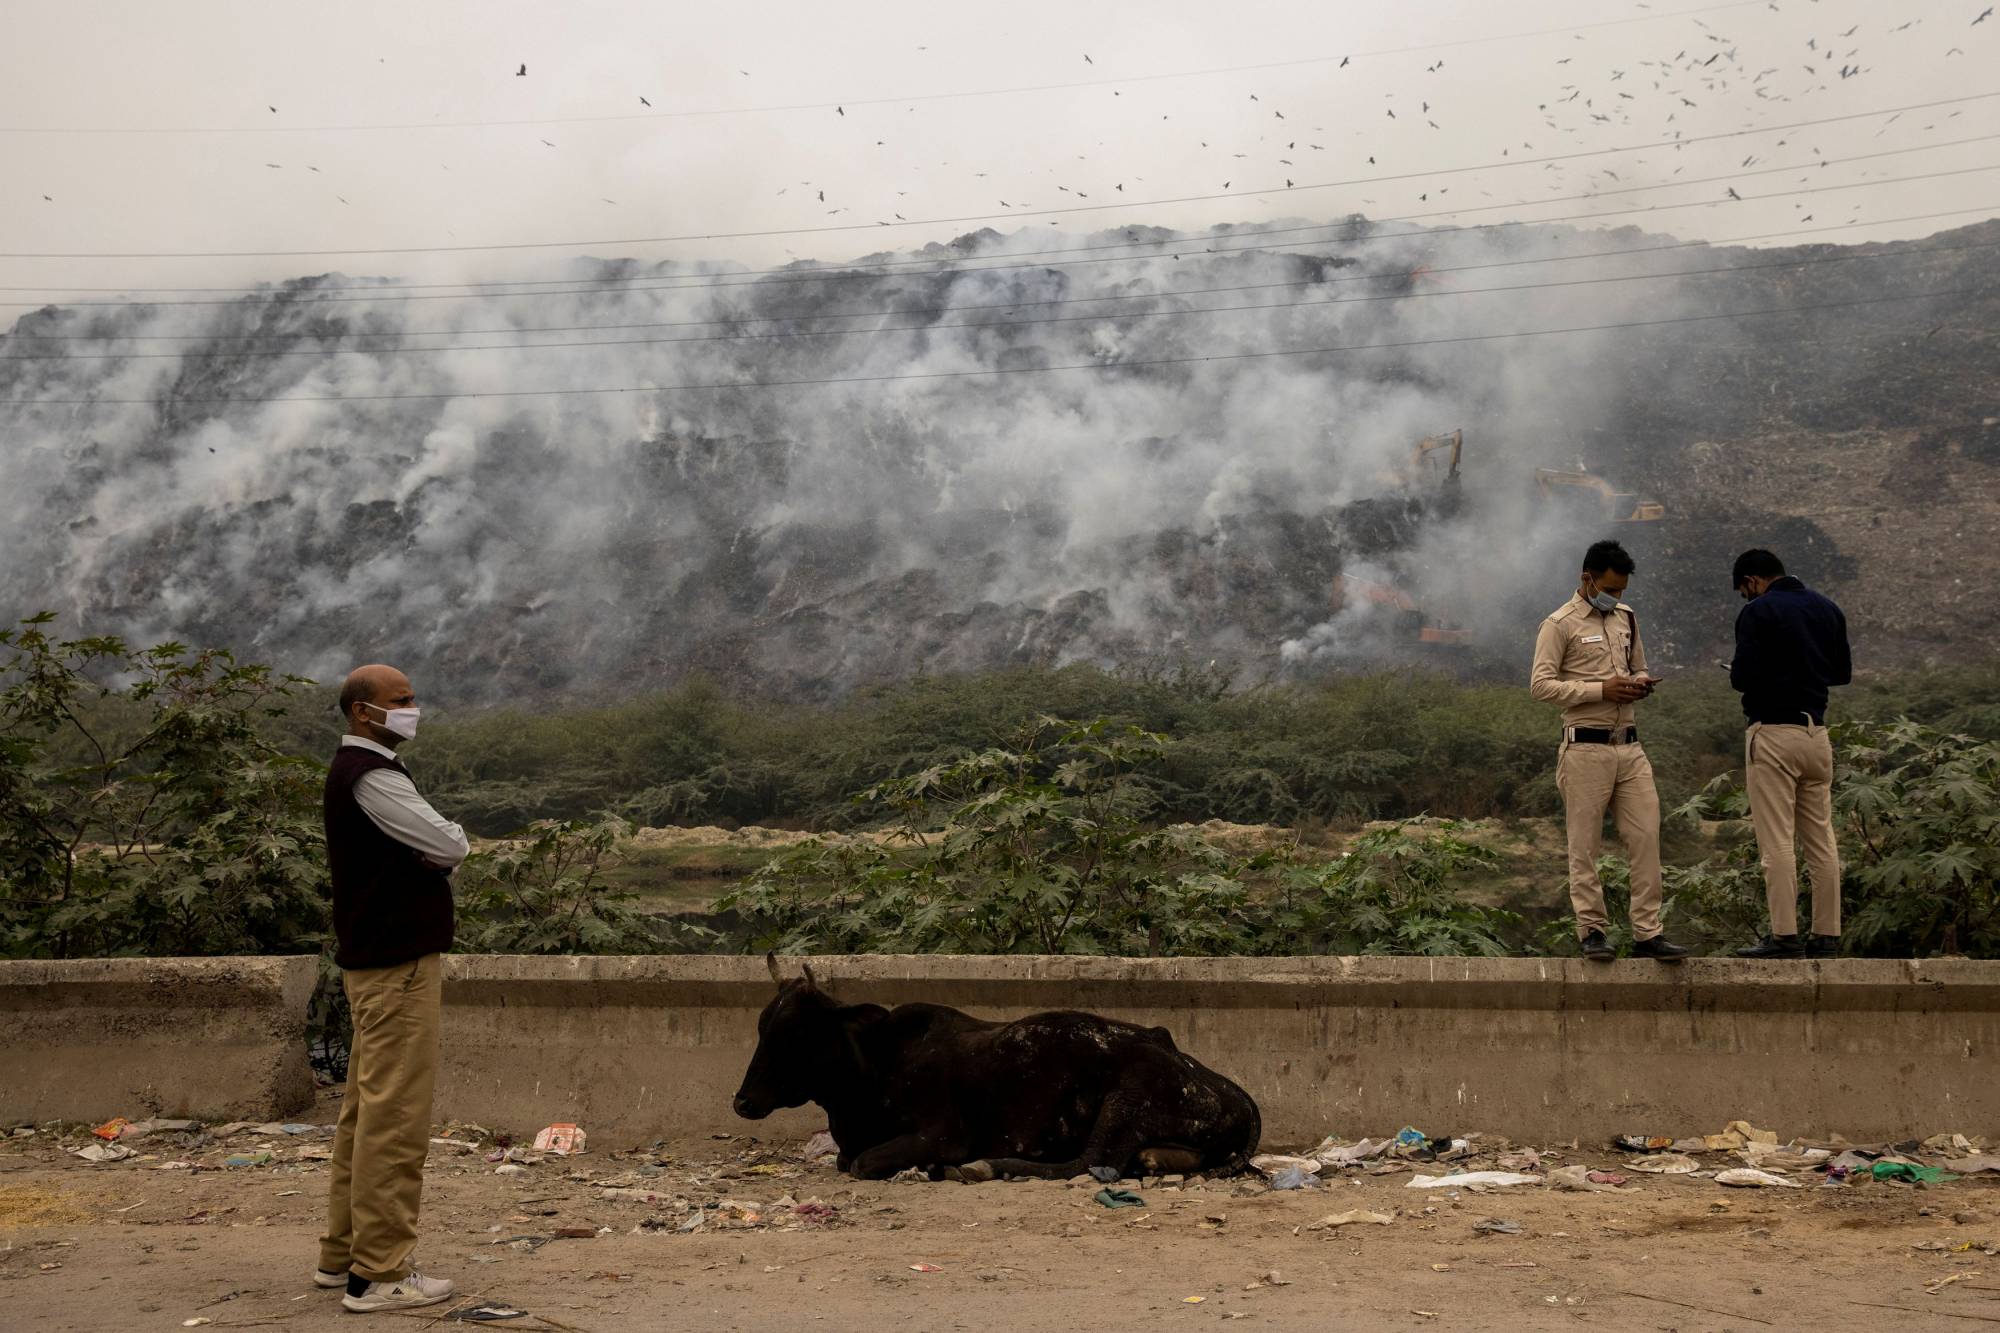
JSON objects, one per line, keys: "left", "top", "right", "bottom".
{"left": 1530, "top": 540, "right": 1690, "bottom": 962}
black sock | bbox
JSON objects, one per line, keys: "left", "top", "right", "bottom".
{"left": 347, "top": 1273, "right": 370, "bottom": 1297}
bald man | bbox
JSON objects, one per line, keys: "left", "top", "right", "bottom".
{"left": 316, "top": 664, "right": 467, "bottom": 1313}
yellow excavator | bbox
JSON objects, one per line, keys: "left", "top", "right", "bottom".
{"left": 1383, "top": 429, "right": 1463, "bottom": 497}
{"left": 1533, "top": 467, "right": 1665, "bottom": 523}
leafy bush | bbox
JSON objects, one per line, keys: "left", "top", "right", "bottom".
{"left": 720, "top": 717, "right": 1518, "bottom": 957}
{"left": 454, "top": 815, "right": 714, "bottom": 954}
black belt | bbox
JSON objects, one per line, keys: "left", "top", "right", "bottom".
{"left": 1567, "top": 727, "right": 1637, "bottom": 745}
{"left": 1747, "top": 711, "right": 1824, "bottom": 728}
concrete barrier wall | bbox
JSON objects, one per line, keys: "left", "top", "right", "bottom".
{"left": 6, "top": 955, "right": 1994, "bottom": 1147}
{"left": 0, "top": 956, "right": 317, "bottom": 1125}
{"left": 438, "top": 955, "right": 2000, "bottom": 1147}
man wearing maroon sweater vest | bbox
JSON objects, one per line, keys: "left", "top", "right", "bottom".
{"left": 315, "top": 663, "right": 468, "bottom": 1313}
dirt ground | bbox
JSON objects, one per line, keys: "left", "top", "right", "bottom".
{"left": 8, "top": 1102, "right": 2000, "bottom": 1333}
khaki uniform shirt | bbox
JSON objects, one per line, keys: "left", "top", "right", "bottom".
{"left": 1530, "top": 591, "right": 1649, "bottom": 730}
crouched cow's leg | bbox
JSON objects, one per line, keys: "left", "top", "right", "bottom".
{"left": 848, "top": 1131, "right": 968, "bottom": 1181}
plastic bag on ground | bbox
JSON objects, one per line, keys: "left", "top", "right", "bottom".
{"left": 1716, "top": 1168, "right": 1802, "bottom": 1188}
{"left": 1406, "top": 1171, "right": 1542, "bottom": 1189}
{"left": 1269, "top": 1165, "right": 1320, "bottom": 1191}
{"left": 1251, "top": 1154, "right": 1321, "bottom": 1178}
{"left": 532, "top": 1123, "right": 586, "bottom": 1155}
{"left": 1626, "top": 1153, "right": 1700, "bottom": 1174}
{"left": 1304, "top": 1208, "right": 1394, "bottom": 1229}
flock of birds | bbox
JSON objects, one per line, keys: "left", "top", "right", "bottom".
{"left": 24, "top": 5, "right": 2000, "bottom": 255}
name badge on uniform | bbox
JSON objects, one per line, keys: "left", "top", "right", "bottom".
{"left": 1580, "top": 634, "right": 1605, "bottom": 643}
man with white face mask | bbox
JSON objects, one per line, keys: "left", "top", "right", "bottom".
{"left": 1531, "top": 541, "right": 1689, "bottom": 964}
{"left": 316, "top": 663, "right": 467, "bottom": 1313}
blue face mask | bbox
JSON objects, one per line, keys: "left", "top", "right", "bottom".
{"left": 1586, "top": 582, "right": 1621, "bottom": 614}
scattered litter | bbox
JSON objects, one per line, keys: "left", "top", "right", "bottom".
{"left": 117, "top": 1118, "right": 197, "bottom": 1141}
{"left": 909, "top": 1262, "right": 943, "bottom": 1273}
{"left": 890, "top": 1167, "right": 929, "bottom": 1184}
{"left": 181, "top": 1320, "right": 212, "bottom": 1329}
{"left": 446, "top": 1307, "right": 528, "bottom": 1323}
{"left": 1407, "top": 1172, "right": 1541, "bottom": 1189}
{"left": 1704, "top": 1120, "right": 1778, "bottom": 1152}
{"left": 1925, "top": 1272, "right": 1977, "bottom": 1296}
{"left": 71, "top": 1144, "right": 135, "bottom": 1164}
{"left": 531, "top": 1124, "right": 586, "bottom": 1156}
{"left": 223, "top": 1153, "right": 273, "bottom": 1168}
{"left": 1495, "top": 1149, "right": 1542, "bottom": 1173}
{"left": 601, "top": 1187, "right": 670, "bottom": 1204}
{"left": 1245, "top": 1270, "right": 1293, "bottom": 1289}
{"left": 1304, "top": 1209, "right": 1394, "bottom": 1230}
{"left": 1181, "top": 1296, "right": 1206, "bottom": 1304}
{"left": 1613, "top": 1134, "right": 1676, "bottom": 1152}
{"left": 1922, "top": 1133, "right": 1976, "bottom": 1156}
{"left": 1087, "top": 1165, "right": 1121, "bottom": 1184}
{"left": 1871, "top": 1162, "right": 1959, "bottom": 1185}
{"left": 1472, "top": 1217, "right": 1523, "bottom": 1235}
{"left": 799, "top": 1131, "right": 838, "bottom": 1161}
{"left": 1094, "top": 1189, "right": 1146, "bottom": 1209}
{"left": 92, "top": 1117, "right": 132, "bottom": 1141}
{"left": 1716, "top": 1169, "right": 1802, "bottom": 1189}
{"left": 1269, "top": 1166, "right": 1320, "bottom": 1191}
{"left": 1251, "top": 1154, "right": 1320, "bottom": 1178}
{"left": 1627, "top": 1153, "right": 1699, "bottom": 1174}
{"left": 1548, "top": 1166, "right": 1629, "bottom": 1193}
{"left": 1945, "top": 1155, "right": 2000, "bottom": 1174}
{"left": 495, "top": 1164, "right": 529, "bottom": 1178}
{"left": 1395, "top": 1127, "right": 1428, "bottom": 1147}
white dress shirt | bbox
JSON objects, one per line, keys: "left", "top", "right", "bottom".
{"left": 339, "top": 735, "right": 470, "bottom": 869}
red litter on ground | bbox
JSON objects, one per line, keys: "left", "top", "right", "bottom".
{"left": 909, "top": 1263, "right": 943, "bottom": 1273}
{"left": 532, "top": 1123, "right": 586, "bottom": 1155}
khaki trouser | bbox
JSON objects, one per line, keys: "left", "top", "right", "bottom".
{"left": 1745, "top": 723, "right": 1841, "bottom": 938}
{"left": 1556, "top": 740, "right": 1664, "bottom": 940}
{"left": 319, "top": 953, "right": 441, "bottom": 1284}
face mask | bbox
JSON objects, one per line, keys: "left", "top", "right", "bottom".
{"left": 362, "top": 702, "right": 421, "bottom": 740}
{"left": 1586, "top": 583, "right": 1621, "bottom": 614}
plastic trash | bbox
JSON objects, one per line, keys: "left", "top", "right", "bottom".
{"left": 1626, "top": 1153, "right": 1700, "bottom": 1174}
{"left": 1547, "top": 1165, "right": 1628, "bottom": 1192}
{"left": 1716, "top": 1168, "right": 1802, "bottom": 1188}
{"left": 1251, "top": 1153, "right": 1321, "bottom": 1178}
{"left": 1471, "top": 1217, "right": 1523, "bottom": 1235}
{"left": 800, "top": 1131, "right": 838, "bottom": 1161}
{"left": 224, "top": 1152, "right": 273, "bottom": 1168}
{"left": 1094, "top": 1188, "right": 1146, "bottom": 1209}
{"left": 1269, "top": 1166, "right": 1320, "bottom": 1191}
{"left": 1395, "top": 1127, "right": 1427, "bottom": 1147}
{"left": 447, "top": 1308, "right": 528, "bottom": 1323}
{"left": 1586, "top": 1170, "right": 1629, "bottom": 1186}
{"left": 1945, "top": 1155, "right": 2000, "bottom": 1174}
{"left": 1406, "top": 1172, "right": 1542, "bottom": 1189}
{"left": 1303, "top": 1208, "right": 1394, "bottom": 1229}
{"left": 71, "top": 1143, "right": 136, "bottom": 1163}
{"left": 1315, "top": 1137, "right": 1393, "bottom": 1167}
{"left": 909, "top": 1263, "right": 943, "bottom": 1273}
{"left": 92, "top": 1117, "right": 132, "bottom": 1141}
{"left": 495, "top": 1163, "right": 530, "bottom": 1177}
{"left": 532, "top": 1123, "right": 586, "bottom": 1155}
{"left": 1871, "top": 1162, "right": 1959, "bottom": 1185}
{"left": 1087, "top": 1165, "right": 1121, "bottom": 1184}
{"left": 1613, "top": 1134, "right": 1676, "bottom": 1152}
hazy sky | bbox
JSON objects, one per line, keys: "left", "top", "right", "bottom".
{"left": 3, "top": 0, "right": 1997, "bottom": 299}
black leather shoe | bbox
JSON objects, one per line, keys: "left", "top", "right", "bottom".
{"left": 1579, "top": 929, "right": 1615, "bottom": 962}
{"left": 1735, "top": 934, "right": 1804, "bottom": 959}
{"left": 1633, "top": 935, "right": 1690, "bottom": 961}
{"left": 1808, "top": 934, "right": 1841, "bottom": 959}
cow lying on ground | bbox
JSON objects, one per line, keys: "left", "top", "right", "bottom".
{"left": 731, "top": 956, "right": 1262, "bottom": 1181}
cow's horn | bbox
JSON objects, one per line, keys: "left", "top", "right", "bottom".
{"left": 801, "top": 962, "right": 819, "bottom": 989}
{"left": 765, "top": 951, "right": 783, "bottom": 984}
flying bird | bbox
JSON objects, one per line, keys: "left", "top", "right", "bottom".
{"left": 1976, "top": 7, "right": 1993, "bottom": 24}
{"left": 639, "top": 96, "right": 650, "bottom": 106}
{"left": 1084, "top": 52, "right": 1093, "bottom": 63}
{"left": 268, "top": 105, "right": 277, "bottom": 113}
{"left": 516, "top": 64, "right": 526, "bottom": 76}
{"left": 1726, "top": 187, "right": 1742, "bottom": 200}
{"left": 540, "top": 138, "right": 553, "bottom": 146}
{"left": 817, "top": 190, "right": 824, "bottom": 201}
{"left": 837, "top": 105, "right": 844, "bottom": 115}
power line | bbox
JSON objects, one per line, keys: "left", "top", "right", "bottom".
{"left": 0, "top": 1, "right": 1773, "bottom": 136}
{"left": 14, "top": 205, "right": 1991, "bottom": 345}
{"left": 9, "top": 128, "right": 1996, "bottom": 306}
{"left": 4, "top": 285, "right": 1981, "bottom": 407}
{"left": 8, "top": 151, "right": 1995, "bottom": 324}
{"left": 8, "top": 236, "right": 1991, "bottom": 363}
{"left": 8, "top": 91, "right": 1996, "bottom": 261}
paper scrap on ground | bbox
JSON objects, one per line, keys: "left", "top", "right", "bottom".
{"left": 1406, "top": 1172, "right": 1542, "bottom": 1189}
{"left": 1304, "top": 1208, "right": 1395, "bottom": 1229}
{"left": 1626, "top": 1153, "right": 1699, "bottom": 1173}
{"left": 1716, "top": 1168, "right": 1802, "bottom": 1188}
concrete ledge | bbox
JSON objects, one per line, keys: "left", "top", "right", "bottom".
{"left": 436, "top": 955, "right": 2000, "bottom": 1146}
{"left": 0, "top": 956, "right": 318, "bottom": 1124}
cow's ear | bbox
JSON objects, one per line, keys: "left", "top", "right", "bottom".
{"left": 801, "top": 962, "right": 820, "bottom": 991}
{"left": 766, "top": 951, "right": 783, "bottom": 987}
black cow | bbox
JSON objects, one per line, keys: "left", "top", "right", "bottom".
{"left": 731, "top": 956, "right": 1262, "bottom": 1181}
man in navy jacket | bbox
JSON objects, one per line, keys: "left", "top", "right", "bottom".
{"left": 1728, "top": 550, "right": 1852, "bottom": 959}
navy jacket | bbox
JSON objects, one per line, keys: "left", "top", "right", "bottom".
{"left": 1730, "top": 575, "right": 1852, "bottom": 726}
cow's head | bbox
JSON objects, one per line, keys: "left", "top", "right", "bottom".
{"left": 733, "top": 954, "right": 851, "bottom": 1120}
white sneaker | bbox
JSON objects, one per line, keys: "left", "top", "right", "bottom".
{"left": 341, "top": 1269, "right": 454, "bottom": 1313}
{"left": 313, "top": 1268, "right": 348, "bottom": 1289}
